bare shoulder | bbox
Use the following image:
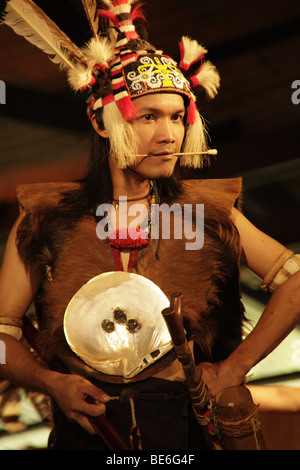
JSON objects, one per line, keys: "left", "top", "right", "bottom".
{"left": 0, "top": 213, "right": 42, "bottom": 318}
{"left": 231, "top": 207, "right": 287, "bottom": 279}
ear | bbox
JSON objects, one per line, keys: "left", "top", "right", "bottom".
{"left": 91, "top": 114, "right": 109, "bottom": 138}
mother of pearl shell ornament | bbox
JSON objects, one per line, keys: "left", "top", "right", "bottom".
{"left": 64, "top": 272, "right": 173, "bottom": 378}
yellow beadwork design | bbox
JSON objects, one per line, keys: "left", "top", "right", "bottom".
{"left": 124, "top": 54, "right": 190, "bottom": 97}
{"left": 137, "top": 56, "right": 178, "bottom": 88}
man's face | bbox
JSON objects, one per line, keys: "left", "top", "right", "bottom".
{"left": 128, "top": 93, "right": 186, "bottom": 180}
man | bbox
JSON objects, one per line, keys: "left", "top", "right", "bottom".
{"left": 0, "top": 0, "right": 300, "bottom": 450}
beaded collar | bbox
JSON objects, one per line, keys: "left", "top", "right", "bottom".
{"left": 108, "top": 184, "right": 156, "bottom": 271}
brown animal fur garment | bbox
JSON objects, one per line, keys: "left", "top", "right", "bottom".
{"left": 16, "top": 178, "right": 245, "bottom": 382}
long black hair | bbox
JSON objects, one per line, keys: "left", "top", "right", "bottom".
{"left": 17, "top": 124, "right": 183, "bottom": 273}
{"left": 60, "top": 125, "right": 183, "bottom": 215}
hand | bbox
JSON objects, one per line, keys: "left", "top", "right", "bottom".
{"left": 199, "top": 361, "right": 244, "bottom": 398}
{"left": 50, "top": 373, "right": 110, "bottom": 434}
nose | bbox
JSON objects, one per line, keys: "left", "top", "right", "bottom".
{"left": 157, "top": 118, "right": 175, "bottom": 144}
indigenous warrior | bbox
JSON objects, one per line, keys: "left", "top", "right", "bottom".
{"left": 0, "top": 0, "right": 300, "bottom": 450}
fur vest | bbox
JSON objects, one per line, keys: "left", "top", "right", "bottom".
{"left": 16, "top": 178, "right": 244, "bottom": 381}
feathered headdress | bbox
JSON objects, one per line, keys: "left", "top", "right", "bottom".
{"left": 0, "top": 0, "right": 220, "bottom": 168}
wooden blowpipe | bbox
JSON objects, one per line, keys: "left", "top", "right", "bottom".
{"left": 131, "top": 149, "right": 218, "bottom": 158}
{"left": 163, "top": 292, "right": 267, "bottom": 451}
{"left": 23, "top": 316, "right": 129, "bottom": 450}
{"left": 162, "top": 292, "right": 222, "bottom": 450}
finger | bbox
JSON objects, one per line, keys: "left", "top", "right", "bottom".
{"left": 81, "top": 381, "right": 111, "bottom": 404}
{"left": 78, "top": 399, "right": 107, "bottom": 417}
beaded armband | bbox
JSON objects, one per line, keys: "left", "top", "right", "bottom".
{"left": 261, "top": 249, "right": 300, "bottom": 293}
{"left": 0, "top": 316, "right": 24, "bottom": 340}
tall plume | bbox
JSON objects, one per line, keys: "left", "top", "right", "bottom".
{"left": 0, "top": 0, "right": 84, "bottom": 71}
{"left": 81, "top": 0, "right": 99, "bottom": 37}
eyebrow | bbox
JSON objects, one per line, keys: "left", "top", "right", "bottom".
{"left": 137, "top": 106, "right": 186, "bottom": 115}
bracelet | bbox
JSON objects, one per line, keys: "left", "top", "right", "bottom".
{"left": 261, "top": 250, "right": 300, "bottom": 293}
{"left": 0, "top": 316, "right": 24, "bottom": 340}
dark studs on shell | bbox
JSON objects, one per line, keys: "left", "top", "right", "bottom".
{"left": 126, "top": 319, "right": 142, "bottom": 333}
{"left": 101, "top": 319, "right": 115, "bottom": 333}
{"left": 102, "top": 310, "right": 142, "bottom": 334}
{"left": 113, "top": 308, "right": 127, "bottom": 324}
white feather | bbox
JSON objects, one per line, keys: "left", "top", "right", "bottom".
{"left": 67, "top": 63, "right": 93, "bottom": 91}
{"left": 193, "top": 61, "right": 220, "bottom": 99}
{"left": 82, "top": 37, "right": 117, "bottom": 68}
{"left": 180, "top": 36, "right": 207, "bottom": 67}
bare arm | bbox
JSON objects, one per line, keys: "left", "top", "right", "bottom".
{"left": 247, "top": 385, "right": 300, "bottom": 413}
{"left": 201, "top": 208, "right": 300, "bottom": 397}
{"left": 0, "top": 215, "right": 110, "bottom": 434}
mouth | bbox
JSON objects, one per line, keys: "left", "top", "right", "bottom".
{"left": 151, "top": 152, "right": 175, "bottom": 158}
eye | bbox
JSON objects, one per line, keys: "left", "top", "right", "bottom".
{"left": 172, "top": 113, "right": 184, "bottom": 122}
{"left": 143, "top": 114, "right": 154, "bottom": 121}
